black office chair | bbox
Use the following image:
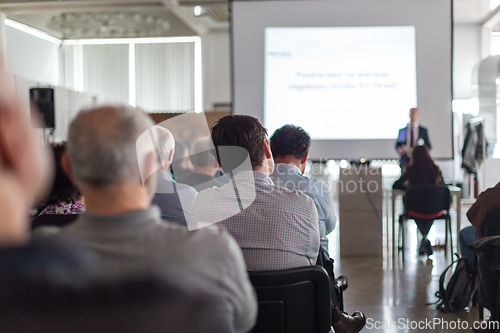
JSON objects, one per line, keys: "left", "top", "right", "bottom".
{"left": 485, "top": 209, "right": 500, "bottom": 239}
{"left": 473, "top": 209, "right": 500, "bottom": 325}
{"left": 471, "top": 235, "right": 500, "bottom": 332}
{"left": 398, "top": 185, "right": 452, "bottom": 262}
{"left": 249, "top": 266, "right": 332, "bottom": 333}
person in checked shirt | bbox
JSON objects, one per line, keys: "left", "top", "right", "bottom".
{"left": 188, "top": 115, "right": 365, "bottom": 333}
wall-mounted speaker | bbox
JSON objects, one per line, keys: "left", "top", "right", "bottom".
{"left": 30, "top": 87, "right": 55, "bottom": 129}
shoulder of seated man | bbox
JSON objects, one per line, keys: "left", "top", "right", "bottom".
{"left": 271, "top": 182, "right": 317, "bottom": 205}
{"left": 274, "top": 175, "right": 329, "bottom": 195}
{"left": 175, "top": 181, "right": 198, "bottom": 193}
{"left": 160, "top": 218, "right": 230, "bottom": 235}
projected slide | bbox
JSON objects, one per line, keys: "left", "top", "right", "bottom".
{"left": 264, "top": 27, "right": 417, "bottom": 140}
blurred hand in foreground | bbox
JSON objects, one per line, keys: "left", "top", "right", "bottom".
{"left": 0, "top": 59, "right": 52, "bottom": 244}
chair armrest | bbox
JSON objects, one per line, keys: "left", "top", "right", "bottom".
{"left": 470, "top": 236, "right": 500, "bottom": 253}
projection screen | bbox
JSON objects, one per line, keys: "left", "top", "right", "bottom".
{"left": 231, "top": 0, "right": 453, "bottom": 160}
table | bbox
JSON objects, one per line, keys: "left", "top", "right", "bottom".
{"left": 391, "top": 186, "right": 462, "bottom": 257}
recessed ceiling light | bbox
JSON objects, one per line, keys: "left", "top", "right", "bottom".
{"left": 194, "top": 6, "right": 202, "bottom": 17}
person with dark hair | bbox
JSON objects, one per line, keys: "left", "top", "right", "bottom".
{"left": 270, "top": 125, "right": 336, "bottom": 257}
{"left": 189, "top": 115, "right": 365, "bottom": 333}
{"left": 393, "top": 145, "right": 444, "bottom": 255}
{"left": 393, "top": 145, "right": 443, "bottom": 190}
{"left": 177, "top": 137, "right": 227, "bottom": 191}
{"left": 459, "top": 183, "right": 500, "bottom": 262}
{"left": 32, "top": 142, "right": 84, "bottom": 230}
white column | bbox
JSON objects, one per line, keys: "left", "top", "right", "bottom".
{"left": 0, "top": 11, "right": 7, "bottom": 68}
{"left": 481, "top": 26, "right": 492, "bottom": 59}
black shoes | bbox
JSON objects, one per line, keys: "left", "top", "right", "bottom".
{"left": 332, "top": 305, "right": 366, "bottom": 333}
{"left": 418, "top": 238, "right": 433, "bottom": 256}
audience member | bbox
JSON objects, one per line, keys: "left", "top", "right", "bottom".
{"left": 149, "top": 126, "right": 198, "bottom": 225}
{"left": 32, "top": 142, "right": 84, "bottom": 230}
{"left": 59, "top": 105, "right": 257, "bottom": 333}
{"left": 170, "top": 141, "right": 192, "bottom": 180}
{"left": 190, "top": 115, "right": 320, "bottom": 269}
{"left": 177, "top": 137, "right": 227, "bottom": 191}
{"left": 393, "top": 145, "right": 444, "bottom": 255}
{"left": 188, "top": 115, "right": 365, "bottom": 333}
{"left": 460, "top": 182, "right": 500, "bottom": 262}
{"left": 270, "top": 124, "right": 336, "bottom": 258}
{"left": 0, "top": 68, "right": 240, "bottom": 332}
{"left": 0, "top": 64, "right": 95, "bottom": 288}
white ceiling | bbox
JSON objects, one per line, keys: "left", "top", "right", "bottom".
{"left": 454, "top": 0, "right": 496, "bottom": 24}
{"left": 0, "top": 0, "right": 499, "bottom": 38}
{"left": 0, "top": 0, "right": 228, "bottom": 37}
{"left": 7, "top": 9, "right": 198, "bottom": 38}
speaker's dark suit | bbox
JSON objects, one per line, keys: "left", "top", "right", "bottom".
{"left": 395, "top": 125, "right": 431, "bottom": 167}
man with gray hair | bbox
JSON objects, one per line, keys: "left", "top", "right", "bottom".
{"left": 59, "top": 105, "right": 257, "bottom": 333}
{"left": 177, "top": 137, "right": 227, "bottom": 192}
{"left": 150, "top": 125, "right": 198, "bottom": 225}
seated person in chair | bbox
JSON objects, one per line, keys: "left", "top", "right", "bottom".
{"left": 188, "top": 115, "right": 365, "bottom": 333}
{"left": 170, "top": 141, "right": 192, "bottom": 180}
{"left": 269, "top": 124, "right": 336, "bottom": 258}
{"left": 150, "top": 126, "right": 198, "bottom": 225}
{"left": 462, "top": 184, "right": 500, "bottom": 315}
{"left": 59, "top": 106, "right": 257, "bottom": 333}
{"left": 460, "top": 182, "right": 500, "bottom": 262}
{"left": 393, "top": 145, "right": 444, "bottom": 256}
{"left": 32, "top": 142, "right": 85, "bottom": 230}
{"left": 177, "top": 137, "right": 227, "bottom": 191}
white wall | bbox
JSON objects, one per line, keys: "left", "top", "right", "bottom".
{"left": 2, "top": 70, "right": 95, "bottom": 143}
{"left": 52, "top": 86, "right": 95, "bottom": 142}
{"left": 11, "top": 75, "right": 94, "bottom": 142}
{"left": 454, "top": 24, "right": 482, "bottom": 99}
{"left": 2, "top": 14, "right": 484, "bottom": 119}
{"left": 200, "top": 25, "right": 485, "bottom": 111}
{"left": 2, "top": 22, "right": 93, "bottom": 141}
{"left": 202, "top": 31, "right": 231, "bottom": 110}
{"left": 5, "top": 25, "right": 60, "bottom": 86}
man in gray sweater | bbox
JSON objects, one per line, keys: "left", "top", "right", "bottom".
{"left": 59, "top": 105, "right": 257, "bottom": 333}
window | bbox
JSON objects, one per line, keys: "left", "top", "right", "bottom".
{"left": 62, "top": 37, "right": 202, "bottom": 113}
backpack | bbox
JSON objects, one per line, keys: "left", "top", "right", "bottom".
{"left": 435, "top": 255, "right": 478, "bottom": 313}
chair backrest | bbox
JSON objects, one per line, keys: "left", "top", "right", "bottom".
{"left": 248, "top": 265, "right": 331, "bottom": 333}
{"left": 405, "top": 185, "right": 451, "bottom": 215}
{"left": 485, "top": 209, "right": 500, "bottom": 237}
{"left": 473, "top": 209, "right": 500, "bottom": 314}
{"left": 472, "top": 236, "right": 500, "bottom": 314}
{"left": 483, "top": 208, "right": 500, "bottom": 266}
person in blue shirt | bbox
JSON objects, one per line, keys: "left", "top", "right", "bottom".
{"left": 270, "top": 125, "right": 337, "bottom": 257}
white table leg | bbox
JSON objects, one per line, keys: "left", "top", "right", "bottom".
{"left": 392, "top": 192, "right": 396, "bottom": 258}
{"left": 456, "top": 191, "right": 461, "bottom": 255}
